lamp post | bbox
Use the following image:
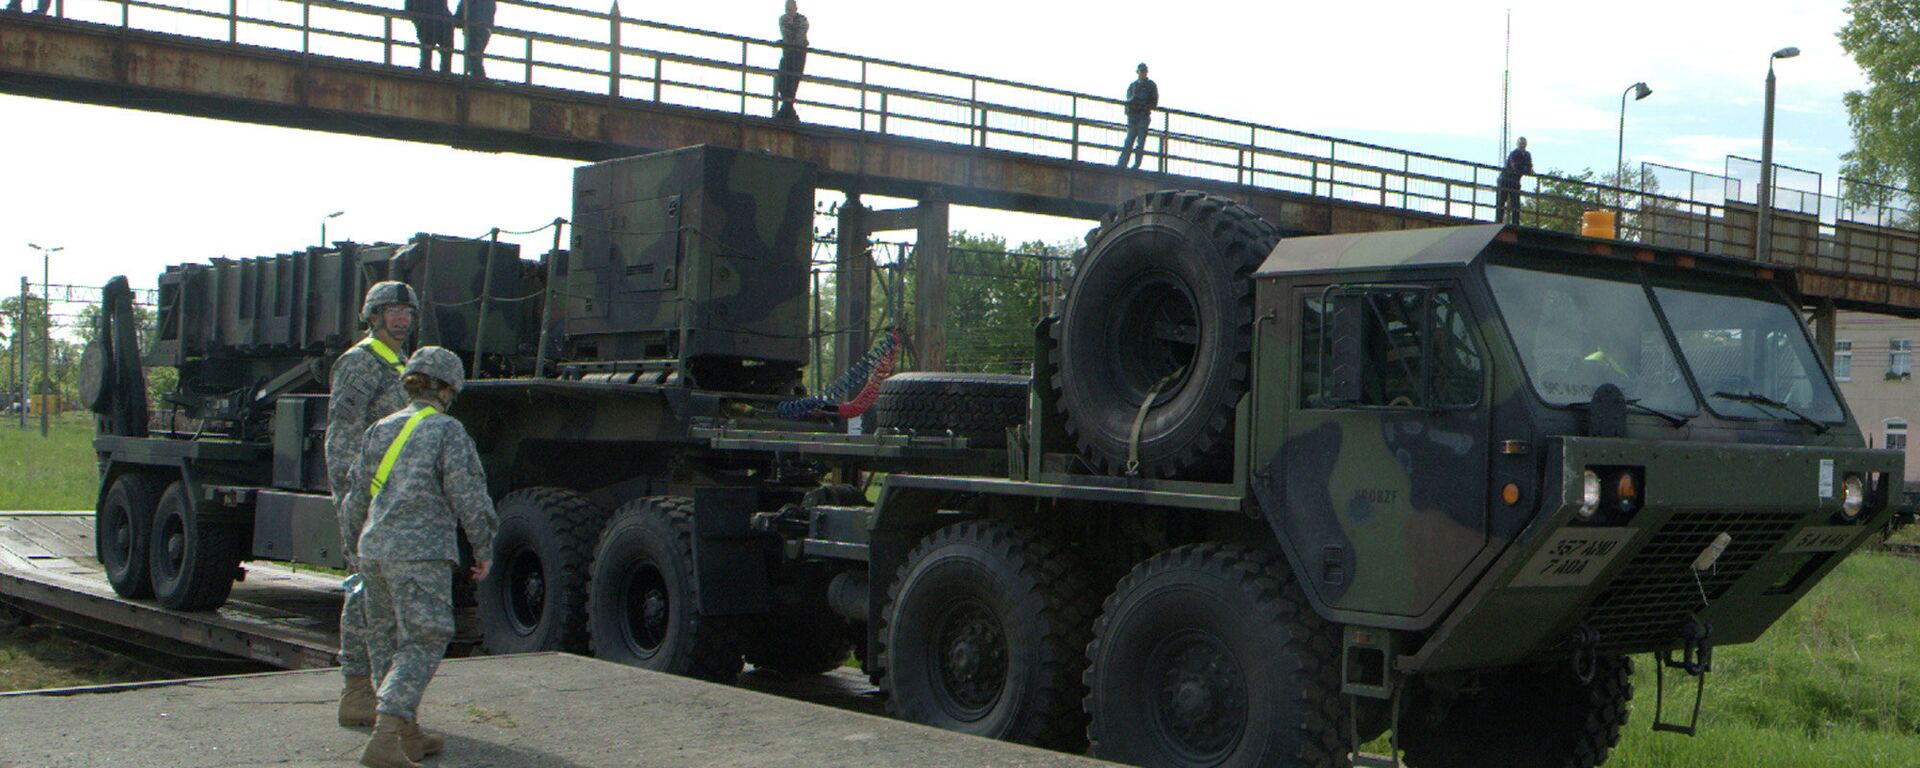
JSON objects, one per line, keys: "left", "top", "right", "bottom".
{"left": 1616, "top": 81, "right": 1652, "bottom": 210}
{"left": 1757, "top": 46, "right": 1799, "bottom": 263}
{"left": 321, "top": 210, "right": 345, "bottom": 248}
{"left": 27, "top": 243, "right": 62, "bottom": 437}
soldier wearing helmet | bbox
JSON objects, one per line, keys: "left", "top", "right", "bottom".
{"left": 341, "top": 346, "right": 497, "bottom": 768}
{"left": 325, "top": 280, "right": 418, "bottom": 729}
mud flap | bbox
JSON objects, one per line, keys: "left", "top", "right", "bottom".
{"left": 691, "top": 487, "right": 771, "bottom": 616}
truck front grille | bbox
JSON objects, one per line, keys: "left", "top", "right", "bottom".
{"left": 1580, "top": 510, "right": 1803, "bottom": 653}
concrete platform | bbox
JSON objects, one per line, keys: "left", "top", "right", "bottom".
{"left": 0, "top": 652, "right": 1114, "bottom": 768}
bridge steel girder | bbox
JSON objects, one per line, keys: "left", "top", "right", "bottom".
{"left": 0, "top": 18, "right": 1443, "bottom": 234}
{"left": 4, "top": 17, "right": 1919, "bottom": 316}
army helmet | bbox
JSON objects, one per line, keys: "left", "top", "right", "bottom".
{"left": 404, "top": 346, "right": 466, "bottom": 395}
{"left": 361, "top": 281, "right": 419, "bottom": 323}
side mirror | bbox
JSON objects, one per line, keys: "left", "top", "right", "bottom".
{"left": 1327, "top": 293, "right": 1367, "bottom": 405}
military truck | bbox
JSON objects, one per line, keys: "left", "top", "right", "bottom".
{"left": 83, "top": 145, "right": 1902, "bottom": 768}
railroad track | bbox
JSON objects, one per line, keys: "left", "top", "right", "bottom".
{"left": 1880, "top": 540, "right": 1920, "bottom": 560}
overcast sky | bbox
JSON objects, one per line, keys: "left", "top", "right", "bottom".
{"left": 0, "top": 0, "right": 1871, "bottom": 335}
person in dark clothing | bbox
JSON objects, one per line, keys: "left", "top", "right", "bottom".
{"left": 773, "top": 0, "right": 809, "bottom": 121}
{"left": 1115, "top": 63, "right": 1158, "bottom": 169}
{"left": 456, "top": 0, "right": 496, "bottom": 78}
{"left": 1496, "top": 136, "right": 1533, "bottom": 225}
{"left": 407, "top": 0, "right": 455, "bottom": 74}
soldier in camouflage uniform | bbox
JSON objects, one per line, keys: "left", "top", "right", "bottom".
{"left": 326, "top": 281, "right": 417, "bottom": 729}
{"left": 341, "top": 346, "right": 497, "bottom": 768}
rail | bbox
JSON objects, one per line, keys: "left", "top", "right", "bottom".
{"left": 15, "top": 0, "right": 1920, "bottom": 287}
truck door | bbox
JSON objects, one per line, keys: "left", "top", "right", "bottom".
{"left": 1279, "top": 283, "right": 1491, "bottom": 619}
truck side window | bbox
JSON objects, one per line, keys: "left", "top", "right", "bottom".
{"left": 1301, "top": 289, "right": 1481, "bottom": 409}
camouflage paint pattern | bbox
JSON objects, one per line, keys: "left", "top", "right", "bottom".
{"left": 566, "top": 145, "right": 815, "bottom": 380}
{"left": 342, "top": 399, "right": 498, "bottom": 564}
{"left": 361, "top": 558, "right": 456, "bottom": 720}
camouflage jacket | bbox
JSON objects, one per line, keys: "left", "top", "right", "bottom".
{"left": 341, "top": 399, "right": 498, "bottom": 564}
{"left": 325, "top": 337, "right": 409, "bottom": 501}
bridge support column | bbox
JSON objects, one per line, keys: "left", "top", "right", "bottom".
{"left": 1812, "top": 298, "right": 1837, "bottom": 372}
{"left": 913, "top": 191, "right": 950, "bottom": 371}
{"left": 834, "top": 194, "right": 871, "bottom": 377}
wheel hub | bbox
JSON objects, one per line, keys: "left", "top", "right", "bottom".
{"left": 622, "top": 563, "right": 669, "bottom": 656}
{"left": 933, "top": 600, "right": 1007, "bottom": 716}
{"left": 504, "top": 549, "right": 546, "bottom": 633}
{"left": 1151, "top": 631, "right": 1247, "bottom": 761}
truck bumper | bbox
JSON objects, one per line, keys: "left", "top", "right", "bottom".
{"left": 1403, "top": 436, "right": 1902, "bottom": 673}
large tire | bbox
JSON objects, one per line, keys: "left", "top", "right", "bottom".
{"left": 1084, "top": 543, "right": 1344, "bottom": 768}
{"left": 586, "top": 496, "right": 743, "bottom": 682}
{"left": 98, "top": 474, "right": 160, "bottom": 599}
{"left": 1051, "top": 191, "right": 1278, "bottom": 479}
{"left": 477, "top": 487, "right": 608, "bottom": 654}
{"left": 1400, "top": 656, "right": 1633, "bottom": 768}
{"left": 880, "top": 521, "right": 1097, "bottom": 751}
{"left": 872, "top": 372, "right": 1029, "bottom": 449}
{"left": 148, "top": 481, "right": 244, "bottom": 612}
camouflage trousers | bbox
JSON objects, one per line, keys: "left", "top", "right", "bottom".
{"left": 338, "top": 573, "right": 372, "bottom": 677}
{"left": 362, "top": 559, "right": 455, "bottom": 720}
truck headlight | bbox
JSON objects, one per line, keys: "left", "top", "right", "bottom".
{"left": 1840, "top": 474, "right": 1865, "bottom": 520}
{"left": 1579, "top": 469, "right": 1602, "bottom": 519}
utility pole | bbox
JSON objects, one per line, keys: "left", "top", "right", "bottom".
{"left": 41, "top": 258, "right": 50, "bottom": 438}
{"left": 18, "top": 277, "right": 27, "bottom": 430}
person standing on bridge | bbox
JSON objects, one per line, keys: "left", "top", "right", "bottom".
{"left": 325, "top": 281, "right": 417, "bottom": 732}
{"left": 343, "top": 347, "right": 497, "bottom": 768}
{"left": 1497, "top": 136, "right": 1533, "bottom": 225}
{"left": 772, "top": 0, "right": 809, "bottom": 121}
{"left": 407, "top": 0, "right": 456, "bottom": 74}
{"left": 1115, "top": 63, "right": 1158, "bottom": 170}
{"left": 456, "top": 0, "right": 496, "bottom": 78}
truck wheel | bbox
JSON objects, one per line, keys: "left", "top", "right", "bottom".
{"left": 98, "top": 474, "right": 160, "bottom": 599}
{"left": 586, "top": 496, "right": 743, "bottom": 682}
{"left": 1051, "top": 191, "right": 1277, "bottom": 479}
{"left": 478, "top": 487, "right": 607, "bottom": 654}
{"left": 880, "top": 520, "right": 1096, "bottom": 750}
{"left": 1084, "top": 543, "right": 1343, "bottom": 768}
{"left": 1399, "top": 656, "right": 1632, "bottom": 768}
{"left": 872, "top": 372, "right": 1029, "bottom": 448}
{"left": 148, "top": 481, "right": 244, "bottom": 612}
{"left": 745, "top": 613, "right": 853, "bottom": 676}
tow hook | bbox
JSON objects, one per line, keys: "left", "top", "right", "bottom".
{"left": 1652, "top": 616, "right": 1713, "bottom": 736}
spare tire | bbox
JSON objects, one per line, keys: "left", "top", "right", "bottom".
{"left": 1050, "top": 191, "right": 1278, "bottom": 479}
{"left": 873, "top": 372, "right": 1028, "bottom": 449}
{"left": 79, "top": 340, "right": 112, "bottom": 413}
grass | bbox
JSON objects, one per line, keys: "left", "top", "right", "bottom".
{"left": 0, "top": 411, "right": 98, "bottom": 510}
{"left": 0, "top": 613, "right": 166, "bottom": 692}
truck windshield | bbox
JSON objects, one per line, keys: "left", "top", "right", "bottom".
{"left": 1650, "top": 281, "right": 1843, "bottom": 423}
{"left": 1485, "top": 264, "right": 1696, "bottom": 414}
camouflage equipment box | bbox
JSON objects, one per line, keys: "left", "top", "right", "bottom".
{"left": 566, "top": 145, "right": 815, "bottom": 379}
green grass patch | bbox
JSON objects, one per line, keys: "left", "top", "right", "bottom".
{"left": 0, "top": 412, "right": 98, "bottom": 511}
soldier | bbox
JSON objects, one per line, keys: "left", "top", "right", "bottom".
{"left": 326, "top": 281, "right": 417, "bottom": 730}
{"left": 1115, "top": 63, "right": 1158, "bottom": 170}
{"left": 1497, "top": 136, "right": 1533, "bottom": 225}
{"left": 772, "top": 0, "right": 809, "bottom": 121}
{"left": 342, "top": 346, "right": 497, "bottom": 768}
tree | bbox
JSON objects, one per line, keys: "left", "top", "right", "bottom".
{"left": 1839, "top": 0, "right": 1920, "bottom": 210}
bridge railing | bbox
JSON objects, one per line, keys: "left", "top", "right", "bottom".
{"left": 33, "top": 0, "right": 1920, "bottom": 286}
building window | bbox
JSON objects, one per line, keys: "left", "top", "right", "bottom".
{"left": 1890, "top": 340, "right": 1912, "bottom": 380}
{"left": 1834, "top": 340, "right": 1852, "bottom": 382}
{"left": 1887, "top": 419, "right": 1908, "bottom": 452}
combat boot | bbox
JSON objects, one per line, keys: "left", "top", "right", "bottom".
{"left": 360, "top": 713, "right": 422, "bottom": 768}
{"left": 338, "top": 675, "right": 376, "bottom": 727}
{"left": 401, "top": 718, "right": 445, "bottom": 761}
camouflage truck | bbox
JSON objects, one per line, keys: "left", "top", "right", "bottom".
{"left": 83, "top": 146, "right": 1901, "bottom": 768}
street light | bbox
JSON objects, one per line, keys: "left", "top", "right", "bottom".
{"left": 26, "top": 243, "right": 62, "bottom": 437}
{"left": 321, "top": 211, "right": 346, "bottom": 248}
{"left": 1757, "top": 46, "right": 1800, "bottom": 263}
{"left": 1616, "top": 82, "right": 1652, "bottom": 208}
